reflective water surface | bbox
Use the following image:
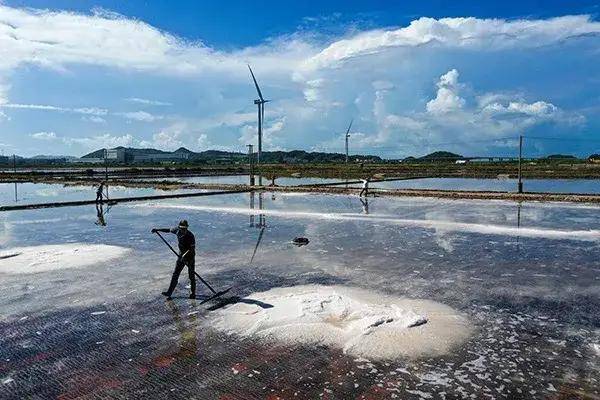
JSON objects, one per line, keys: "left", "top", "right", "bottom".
{"left": 0, "top": 187, "right": 598, "bottom": 398}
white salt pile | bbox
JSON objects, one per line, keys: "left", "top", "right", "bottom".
{"left": 0, "top": 244, "right": 130, "bottom": 274}
{"left": 211, "top": 285, "right": 473, "bottom": 360}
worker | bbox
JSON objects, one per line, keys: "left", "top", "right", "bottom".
{"left": 152, "top": 220, "right": 196, "bottom": 299}
{"left": 359, "top": 177, "right": 370, "bottom": 197}
{"left": 95, "top": 181, "right": 105, "bottom": 202}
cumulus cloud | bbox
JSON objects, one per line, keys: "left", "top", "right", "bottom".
{"left": 341, "top": 68, "right": 583, "bottom": 156}
{"left": 426, "top": 69, "right": 465, "bottom": 114}
{"left": 0, "top": 4, "right": 596, "bottom": 157}
{"left": 304, "top": 15, "right": 600, "bottom": 69}
{"left": 137, "top": 122, "right": 188, "bottom": 150}
{"left": 63, "top": 133, "right": 135, "bottom": 149}
{"left": 238, "top": 117, "right": 286, "bottom": 149}
{"left": 30, "top": 131, "right": 57, "bottom": 140}
{"left": 482, "top": 101, "right": 557, "bottom": 117}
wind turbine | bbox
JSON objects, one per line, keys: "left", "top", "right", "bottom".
{"left": 345, "top": 119, "right": 353, "bottom": 163}
{"left": 248, "top": 65, "right": 269, "bottom": 166}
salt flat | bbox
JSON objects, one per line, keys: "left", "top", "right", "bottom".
{"left": 1, "top": 187, "right": 599, "bottom": 399}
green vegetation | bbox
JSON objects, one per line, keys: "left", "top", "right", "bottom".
{"left": 81, "top": 146, "right": 382, "bottom": 164}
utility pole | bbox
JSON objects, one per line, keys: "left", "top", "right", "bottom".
{"left": 518, "top": 135, "right": 523, "bottom": 194}
{"left": 104, "top": 149, "right": 109, "bottom": 200}
{"left": 247, "top": 144, "right": 254, "bottom": 186}
{"left": 13, "top": 154, "right": 17, "bottom": 202}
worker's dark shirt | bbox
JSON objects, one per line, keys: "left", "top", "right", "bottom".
{"left": 170, "top": 228, "right": 195, "bottom": 258}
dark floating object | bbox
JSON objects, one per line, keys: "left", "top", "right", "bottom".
{"left": 0, "top": 252, "right": 22, "bottom": 260}
{"left": 292, "top": 237, "right": 310, "bottom": 246}
{"left": 408, "top": 318, "right": 428, "bottom": 328}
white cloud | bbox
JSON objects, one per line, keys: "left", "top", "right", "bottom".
{"left": 372, "top": 80, "right": 395, "bottom": 91}
{"left": 482, "top": 101, "right": 557, "bottom": 117}
{"left": 197, "top": 133, "right": 210, "bottom": 149}
{"left": 335, "top": 68, "right": 583, "bottom": 156}
{"left": 426, "top": 69, "right": 465, "bottom": 114}
{"left": 125, "top": 97, "right": 172, "bottom": 106}
{"left": 0, "top": 81, "right": 8, "bottom": 105}
{"left": 1, "top": 103, "right": 108, "bottom": 115}
{"left": 83, "top": 115, "right": 106, "bottom": 123}
{"left": 63, "top": 133, "right": 135, "bottom": 149}
{"left": 117, "top": 111, "right": 163, "bottom": 122}
{"left": 140, "top": 123, "right": 188, "bottom": 150}
{"left": 0, "top": 5, "right": 595, "bottom": 157}
{"left": 238, "top": 117, "right": 286, "bottom": 149}
{"left": 304, "top": 15, "right": 600, "bottom": 69}
{"left": 30, "top": 131, "right": 57, "bottom": 140}
{"left": 0, "top": 5, "right": 311, "bottom": 76}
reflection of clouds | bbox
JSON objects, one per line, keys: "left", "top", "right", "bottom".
{"left": 34, "top": 188, "right": 59, "bottom": 197}
{"left": 433, "top": 229, "right": 455, "bottom": 253}
{"left": 139, "top": 202, "right": 600, "bottom": 242}
{"left": 0, "top": 218, "right": 11, "bottom": 246}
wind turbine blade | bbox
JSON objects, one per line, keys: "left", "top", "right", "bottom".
{"left": 345, "top": 119, "right": 353, "bottom": 136}
{"left": 247, "top": 65, "right": 264, "bottom": 101}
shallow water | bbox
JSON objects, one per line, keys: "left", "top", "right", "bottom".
{"left": 0, "top": 182, "right": 199, "bottom": 205}
{"left": 372, "top": 177, "right": 600, "bottom": 194}
{"left": 0, "top": 188, "right": 598, "bottom": 398}
{"left": 137, "top": 175, "right": 600, "bottom": 194}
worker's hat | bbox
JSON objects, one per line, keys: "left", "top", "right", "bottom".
{"left": 178, "top": 219, "right": 189, "bottom": 228}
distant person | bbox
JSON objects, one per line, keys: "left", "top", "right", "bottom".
{"left": 359, "top": 178, "right": 370, "bottom": 197}
{"left": 95, "top": 181, "right": 105, "bottom": 203}
{"left": 152, "top": 220, "right": 196, "bottom": 299}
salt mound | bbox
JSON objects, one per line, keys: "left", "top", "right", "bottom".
{"left": 211, "top": 285, "right": 473, "bottom": 360}
{"left": 0, "top": 243, "right": 130, "bottom": 274}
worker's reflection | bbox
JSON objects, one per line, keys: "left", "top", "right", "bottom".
{"left": 359, "top": 197, "right": 369, "bottom": 215}
{"left": 95, "top": 203, "right": 107, "bottom": 226}
{"left": 166, "top": 300, "right": 199, "bottom": 360}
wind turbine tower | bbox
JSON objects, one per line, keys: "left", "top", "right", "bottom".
{"left": 248, "top": 65, "right": 269, "bottom": 166}
{"left": 345, "top": 119, "right": 353, "bottom": 163}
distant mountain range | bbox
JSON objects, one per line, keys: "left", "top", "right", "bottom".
{"left": 402, "top": 151, "right": 464, "bottom": 162}
{"left": 31, "top": 155, "right": 78, "bottom": 160}
{"left": 82, "top": 146, "right": 383, "bottom": 163}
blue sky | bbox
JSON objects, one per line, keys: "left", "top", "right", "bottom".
{"left": 0, "top": 1, "right": 599, "bottom": 158}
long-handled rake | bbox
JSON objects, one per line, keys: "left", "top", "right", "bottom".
{"left": 154, "top": 231, "right": 232, "bottom": 304}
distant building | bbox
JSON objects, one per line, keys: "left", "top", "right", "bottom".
{"left": 132, "top": 152, "right": 190, "bottom": 163}
{"left": 105, "top": 148, "right": 126, "bottom": 163}
{"left": 69, "top": 157, "right": 105, "bottom": 164}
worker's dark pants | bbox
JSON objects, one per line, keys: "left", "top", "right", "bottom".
{"left": 359, "top": 188, "right": 368, "bottom": 197}
{"left": 166, "top": 257, "right": 196, "bottom": 295}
